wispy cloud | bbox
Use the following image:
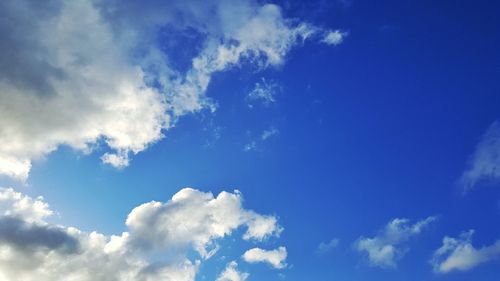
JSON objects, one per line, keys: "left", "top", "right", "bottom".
{"left": 203, "top": 120, "right": 223, "bottom": 148}
{"left": 430, "top": 230, "right": 500, "bottom": 273}
{"left": 246, "top": 78, "right": 281, "bottom": 108}
{"left": 354, "top": 216, "right": 437, "bottom": 268}
{"left": 460, "top": 121, "right": 500, "bottom": 192}
{"left": 243, "top": 127, "right": 280, "bottom": 152}
{"left": 243, "top": 141, "right": 258, "bottom": 152}
{"left": 316, "top": 238, "right": 340, "bottom": 255}
{"left": 261, "top": 127, "right": 280, "bottom": 141}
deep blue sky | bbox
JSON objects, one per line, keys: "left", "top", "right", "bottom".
{"left": 1, "top": 1, "right": 499, "bottom": 280}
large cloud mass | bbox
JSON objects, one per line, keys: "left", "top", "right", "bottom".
{"left": 0, "top": 187, "right": 282, "bottom": 281}
{"left": 0, "top": 0, "right": 341, "bottom": 180}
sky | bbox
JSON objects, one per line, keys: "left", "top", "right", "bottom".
{"left": 0, "top": 0, "right": 499, "bottom": 280}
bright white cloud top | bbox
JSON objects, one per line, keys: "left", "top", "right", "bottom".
{"left": 242, "top": 247, "right": 288, "bottom": 269}
{"left": 0, "top": 187, "right": 283, "bottom": 281}
{"left": 430, "top": 230, "right": 500, "bottom": 273}
{"left": 0, "top": 0, "right": 343, "bottom": 181}
{"left": 355, "top": 216, "right": 436, "bottom": 268}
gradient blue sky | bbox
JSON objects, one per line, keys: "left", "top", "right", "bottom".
{"left": 0, "top": 0, "right": 499, "bottom": 280}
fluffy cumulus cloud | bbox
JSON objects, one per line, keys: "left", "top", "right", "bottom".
{"left": 355, "top": 216, "right": 436, "bottom": 268}
{"left": 460, "top": 121, "right": 500, "bottom": 191}
{"left": 430, "top": 230, "right": 500, "bottom": 273}
{"left": 0, "top": 187, "right": 53, "bottom": 222}
{"left": 216, "top": 261, "right": 249, "bottom": 281}
{"left": 0, "top": 0, "right": 172, "bottom": 180}
{"left": 124, "top": 188, "right": 282, "bottom": 257}
{"left": 0, "top": 0, "right": 343, "bottom": 181}
{"left": 0, "top": 187, "right": 282, "bottom": 281}
{"left": 242, "top": 247, "right": 288, "bottom": 269}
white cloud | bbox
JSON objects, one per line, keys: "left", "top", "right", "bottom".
{"left": 216, "top": 261, "right": 249, "bottom": 281}
{"left": 460, "top": 121, "right": 500, "bottom": 191}
{"left": 355, "top": 216, "right": 436, "bottom": 268}
{"left": 124, "top": 188, "right": 282, "bottom": 258}
{"left": 0, "top": 187, "right": 283, "bottom": 281}
{"left": 242, "top": 247, "right": 288, "bottom": 269}
{"left": 316, "top": 238, "right": 340, "bottom": 255}
{"left": 430, "top": 230, "right": 500, "bottom": 273}
{"left": 101, "top": 152, "right": 130, "bottom": 169}
{"left": 0, "top": 0, "right": 344, "bottom": 181}
{"left": 0, "top": 0, "right": 170, "bottom": 180}
{"left": 0, "top": 187, "right": 53, "bottom": 222}
{"left": 246, "top": 78, "right": 280, "bottom": 108}
{"left": 243, "top": 214, "right": 283, "bottom": 241}
{"left": 322, "top": 30, "right": 348, "bottom": 45}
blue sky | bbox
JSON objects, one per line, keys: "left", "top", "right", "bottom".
{"left": 0, "top": 0, "right": 499, "bottom": 280}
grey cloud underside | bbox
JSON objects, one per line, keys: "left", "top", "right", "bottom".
{"left": 0, "top": 0, "right": 64, "bottom": 96}
{"left": 0, "top": 216, "right": 79, "bottom": 253}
